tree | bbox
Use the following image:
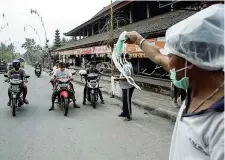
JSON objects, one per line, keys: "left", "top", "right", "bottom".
{"left": 21, "top": 38, "right": 43, "bottom": 66}
{"left": 53, "top": 29, "right": 61, "bottom": 49}
{"left": 0, "top": 42, "right": 20, "bottom": 62}
{"left": 61, "top": 37, "right": 67, "bottom": 45}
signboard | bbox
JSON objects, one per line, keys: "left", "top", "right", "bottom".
{"left": 59, "top": 37, "right": 165, "bottom": 56}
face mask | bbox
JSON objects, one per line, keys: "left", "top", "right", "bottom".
{"left": 170, "top": 61, "right": 189, "bottom": 90}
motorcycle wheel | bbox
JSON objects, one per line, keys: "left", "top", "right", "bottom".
{"left": 12, "top": 98, "right": 16, "bottom": 117}
{"left": 91, "top": 93, "right": 96, "bottom": 109}
{"left": 63, "top": 98, "right": 69, "bottom": 116}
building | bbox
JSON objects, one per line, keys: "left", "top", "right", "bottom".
{"left": 56, "top": 0, "right": 223, "bottom": 78}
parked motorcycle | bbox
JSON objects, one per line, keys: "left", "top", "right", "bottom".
{"left": 4, "top": 74, "right": 30, "bottom": 117}
{"left": 55, "top": 77, "right": 73, "bottom": 116}
{"left": 35, "top": 67, "right": 42, "bottom": 77}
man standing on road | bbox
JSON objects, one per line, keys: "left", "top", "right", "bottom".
{"left": 115, "top": 54, "right": 135, "bottom": 121}
{"left": 125, "top": 4, "right": 224, "bottom": 160}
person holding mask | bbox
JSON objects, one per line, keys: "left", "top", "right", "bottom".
{"left": 125, "top": 4, "right": 224, "bottom": 160}
{"left": 114, "top": 54, "right": 135, "bottom": 121}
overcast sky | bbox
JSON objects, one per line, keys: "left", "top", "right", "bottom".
{"left": 0, "top": 0, "right": 116, "bottom": 53}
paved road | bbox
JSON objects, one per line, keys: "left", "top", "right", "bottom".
{"left": 0, "top": 65, "right": 173, "bottom": 160}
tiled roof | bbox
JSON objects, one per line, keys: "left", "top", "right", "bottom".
{"left": 57, "top": 10, "right": 197, "bottom": 51}
{"left": 64, "top": 1, "right": 124, "bottom": 36}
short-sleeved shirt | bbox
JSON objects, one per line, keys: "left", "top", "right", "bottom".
{"left": 169, "top": 90, "right": 224, "bottom": 160}
{"left": 119, "top": 62, "right": 134, "bottom": 89}
{"left": 53, "top": 68, "right": 72, "bottom": 78}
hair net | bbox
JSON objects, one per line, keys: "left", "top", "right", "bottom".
{"left": 161, "top": 4, "right": 224, "bottom": 71}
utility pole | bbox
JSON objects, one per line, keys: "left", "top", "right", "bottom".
{"left": 110, "top": 0, "right": 115, "bottom": 98}
{"left": 110, "top": 0, "right": 114, "bottom": 77}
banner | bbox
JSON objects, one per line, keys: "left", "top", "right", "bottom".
{"left": 59, "top": 37, "right": 165, "bottom": 56}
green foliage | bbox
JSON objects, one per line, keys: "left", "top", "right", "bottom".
{"left": 0, "top": 43, "right": 20, "bottom": 62}
{"left": 53, "top": 29, "right": 61, "bottom": 50}
{"left": 21, "top": 38, "right": 44, "bottom": 66}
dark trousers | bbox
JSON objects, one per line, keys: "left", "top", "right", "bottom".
{"left": 122, "top": 87, "right": 135, "bottom": 118}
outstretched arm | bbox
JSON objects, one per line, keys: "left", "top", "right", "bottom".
{"left": 126, "top": 31, "right": 170, "bottom": 72}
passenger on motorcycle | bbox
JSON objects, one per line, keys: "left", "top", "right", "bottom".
{"left": 7, "top": 60, "right": 29, "bottom": 106}
{"left": 34, "top": 61, "right": 42, "bottom": 74}
{"left": 53, "top": 60, "right": 60, "bottom": 73}
{"left": 50, "top": 61, "right": 60, "bottom": 87}
{"left": 83, "top": 63, "right": 104, "bottom": 105}
{"left": 49, "top": 62, "right": 80, "bottom": 111}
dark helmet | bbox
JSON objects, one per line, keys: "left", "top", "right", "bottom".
{"left": 12, "top": 60, "right": 20, "bottom": 70}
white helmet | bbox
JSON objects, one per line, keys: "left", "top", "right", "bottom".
{"left": 79, "top": 69, "right": 87, "bottom": 75}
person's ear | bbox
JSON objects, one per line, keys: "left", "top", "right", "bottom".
{"left": 187, "top": 61, "right": 194, "bottom": 70}
{"left": 188, "top": 64, "right": 194, "bottom": 70}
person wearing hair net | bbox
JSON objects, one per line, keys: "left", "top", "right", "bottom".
{"left": 126, "top": 4, "right": 224, "bottom": 160}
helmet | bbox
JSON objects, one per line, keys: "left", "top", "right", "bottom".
{"left": 79, "top": 70, "right": 87, "bottom": 75}
{"left": 12, "top": 60, "right": 20, "bottom": 70}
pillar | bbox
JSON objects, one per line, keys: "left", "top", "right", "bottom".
{"left": 147, "top": 4, "right": 150, "bottom": 18}
{"left": 98, "top": 23, "right": 100, "bottom": 33}
{"left": 83, "top": 29, "right": 85, "bottom": 39}
{"left": 129, "top": 8, "right": 133, "bottom": 23}
{"left": 92, "top": 24, "right": 94, "bottom": 36}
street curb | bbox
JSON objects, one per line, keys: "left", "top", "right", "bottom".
{"left": 73, "top": 79, "right": 177, "bottom": 123}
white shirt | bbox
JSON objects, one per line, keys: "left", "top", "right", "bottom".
{"left": 53, "top": 68, "right": 72, "bottom": 78}
{"left": 169, "top": 99, "right": 224, "bottom": 160}
{"left": 53, "top": 66, "right": 58, "bottom": 73}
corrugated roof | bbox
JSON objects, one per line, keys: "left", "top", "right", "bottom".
{"left": 57, "top": 10, "right": 197, "bottom": 51}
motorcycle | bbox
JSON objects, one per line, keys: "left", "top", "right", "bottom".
{"left": 4, "top": 74, "right": 30, "bottom": 117}
{"left": 55, "top": 77, "right": 73, "bottom": 116}
{"left": 84, "top": 73, "right": 100, "bottom": 109}
{"left": 35, "top": 67, "right": 42, "bottom": 77}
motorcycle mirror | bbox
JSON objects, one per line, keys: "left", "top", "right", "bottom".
{"left": 25, "top": 75, "right": 30, "bottom": 78}
{"left": 4, "top": 74, "right": 8, "bottom": 78}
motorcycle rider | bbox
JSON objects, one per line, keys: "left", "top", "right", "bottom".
{"left": 49, "top": 62, "right": 80, "bottom": 111}
{"left": 83, "top": 63, "right": 104, "bottom": 105}
{"left": 7, "top": 60, "right": 29, "bottom": 106}
{"left": 34, "top": 61, "right": 42, "bottom": 75}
